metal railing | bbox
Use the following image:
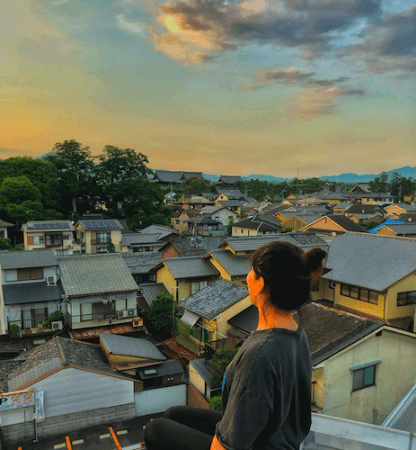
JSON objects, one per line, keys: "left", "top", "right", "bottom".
{"left": 8, "top": 315, "right": 64, "bottom": 335}
{"left": 65, "top": 308, "right": 137, "bottom": 328}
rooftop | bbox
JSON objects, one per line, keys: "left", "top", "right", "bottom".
{"left": 77, "top": 219, "right": 124, "bottom": 230}
{"left": 23, "top": 220, "right": 75, "bottom": 232}
{"left": 205, "top": 250, "right": 251, "bottom": 277}
{"left": 122, "top": 253, "right": 162, "bottom": 274}
{"left": 99, "top": 333, "right": 167, "bottom": 360}
{"left": 2, "top": 281, "right": 63, "bottom": 305}
{"left": 58, "top": 254, "right": 138, "bottom": 297}
{"left": 0, "top": 249, "right": 58, "bottom": 270}
{"left": 159, "top": 256, "right": 220, "bottom": 279}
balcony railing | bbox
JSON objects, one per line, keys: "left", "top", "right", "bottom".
{"left": 45, "top": 239, "right": 63, "bottom": 247}
{"left": 65, "top": 308, "right": 138, "bottom": 329}
{"left": 90, "top": 239, "right": 112, "bottom": 245}
{"left": 8, "top": 315, "right": 64, "bottom": 337}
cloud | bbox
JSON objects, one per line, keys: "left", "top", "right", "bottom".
{"left": 341, "top": 4, "right": 416, "bottom": 73}
{"left": 146, "top": 0, "right": 383, "bottom": 65}
{"left": 292, "top": 85, "right": 364, "bottom": 120}
{"left": 116, "top": 14, "right": 146, "bottom": 35}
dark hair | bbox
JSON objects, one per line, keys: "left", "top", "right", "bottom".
{"left": 251, "top": 241, "right": 327, "bottom": 311}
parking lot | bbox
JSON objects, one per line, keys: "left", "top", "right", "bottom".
{"left": 12, "top": 414, "right": 161, "bottom": 450}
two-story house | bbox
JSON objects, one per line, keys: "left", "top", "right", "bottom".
{"left": 22, "top": 221, "right": 79, "bottom": 255}
{"left": 0, "top": 250, "right": 63, "bottom": 335}
{"left": 75, "top": 218, "right": 124, "bottom": 253}
{"left": 232, "top": 215, "right": 282, "bottom": 236}
{"left": 58, "top": 254, "right": 139, "bottom": 329}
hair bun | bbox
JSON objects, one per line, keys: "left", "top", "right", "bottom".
{"left": 302, "top": 248, "right": 327, "bottom": 275}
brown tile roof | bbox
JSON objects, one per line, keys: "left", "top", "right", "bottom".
{"left": 162, "top": 338, "right": 199, "bottom": 360}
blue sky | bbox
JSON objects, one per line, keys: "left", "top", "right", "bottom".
{"left": 1, "top": 0, "right": 415, "bottom": 177}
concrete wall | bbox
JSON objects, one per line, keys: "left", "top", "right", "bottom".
{"left": 0, "top": 403, "right": 135, "bottom": 445}
{"left": 134, "top": 385, "right": 186, "bottom": 416}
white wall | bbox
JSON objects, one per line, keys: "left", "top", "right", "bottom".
{"left": 134, "top": 385, "right": 186, "bottom": 416}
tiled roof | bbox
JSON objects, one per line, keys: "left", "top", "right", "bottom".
{"left": 381, "top": 223, "right": 416, "bottom": 235}
{"left": 322, "top": 233, "right": 416, "bottom": 291}
{"left": 207, "top": 250, "right": 251, "bottom": 276}
{"left": 281, "top": 213, "right": 325, "bottom": 224}
{"left": 228, "top": 303, "right": 383, "bottom": 365}
{"left": 345, "top": 204, "right": 385, "bottom": 214}
{"left": 153, "top": 170, "right": 183, "bottom": 183}
{"left": 0, "top": 220, "right": 13, "bottom": 227}
{"left": 122, "top": 254, "right": 162, "bottom": 274}
{"left": 7, "top": 336, "right": 135, "bottom": 391}
{"left": 139, "top": 282, "right": 170, "bottom": 307}
{"left": 216, "top": 188, "right": 244, "bottom": 198}
{"left": 369, "top": 220, "right": 405, "bottom": 234}
{"left": 232, "top": 217, "right": 282, "bottom": 231}
{"left": 160, "top": 236, "right": 223, "bottom": 257}
{"left": 121, "top": 233, "right": 164, "bottom": 246}
{"left": 398, "top": 213, "right": 416, "bottom": 222}
{"left": 190, "top": 358, "right": 220, "bottom": 389}
{"left": 217, "top": 200, "right": 244, "bottom": 207}
{"left": 58, "top": 254, "right": 138, "bottom": 297}
{"left": 0, "top": 359, "right": 25, "bottom": 379}
{"left": 162, "top": 256, "right": 220, "bottom": 279}
{"left": 0, "top": 249, "right": 58, "bottom": 270}
{"left": 325, "top": 215, "right": 368, "bottom": 232}
{"left": 99, "top": 333, "right": 167, "bottom": 360}
{"left": 140, "top": 225, "right": 178, "bottom": 240}
{"left": 185, "top": 215, "right": 221, "bottom": 225}
{"left": 218, "top": 175, "right": 241, "bottom": 184}
{"left": 3, "top": 282, "right": 63, "bottom": 305}
{"left": 180, "top": 279, "right": 248, "bottom": 320}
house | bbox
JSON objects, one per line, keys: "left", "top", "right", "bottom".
{"left": 0, "top": 250, "right": 63, "bottom": 335}
{"left": 0, "top": 220, "right": 13, "bottom": 240}
{"left": 397, "top": 213, "right": 416, "bottom": 223}
{"left": 280, "top": 213, "right": 325, "bottom": 231}
{"left": 176, "top": 279, "right": 250, "bottom": 356}
{"left": 136, "top": 282, "right": 170, "bottom": 311}
{"left": 184, "top": 215, "right": 225, "bottom": 237}
{"left": 188, "top": 358, "right": 221, "bottom": 408}
{"left": 22, "top": 220, "right": 79, "bottom": 255}
{"left": 0, "top": 335, "right": 185, "bottom": 444}
{"left": 151, "top": 256, "right": 220, "bottom": 302}
{"left": 171, "top": 209, "right": 200, "bottom": 234}
{"left": 350, "top": 182, "right": 371, "bottom": 193}
{"left": 228, "top": 302, "right": 416, "bottom": 426}
{"left": 159, "top": 236, "right": 223, "bottom": 258}
{"left": 215, "top": 188, "right": 245, "bottom": 201}
{"left": 319, "top": 232, "right": 416, "bottom": 330}
{"left": 384, "top": 203, "right": 415, "bottom": 217}
{"left": 220, "top": 233, "right": 328, "bottom": 256}
{"left": 200, "top": 206, "right": 238, "bottom": 226}
{"left": 300, "top": 214, "right": 367, "bottom": 235}
{"left": 345, "top": 204, "right": 386, "bottom": 218}
{"left": 215, "top": 199, "right": 243, "bottom": 215}
{"left": 215, "top": 175, "right": 242, "bottom": 186}
{"left": 75, "top": 218, "right": 124, "bottom": 254}
{"left": 376, "top": 223, "right": 416, "bottom": 238}
{"left": 121, "top": 226, "right": 177, "bottom": 254}
{"left": 403, "top": 192, "right": 416, "bottom": 202}
{"left": 122, "top": 253, "right": 161, "bottom": 285}
{"left": 203, "top": 250, "right": 250, "bottom": 284}
{"left": 332, "top": 202, "right": 352, "bottom": 214}
{"left": 58, "top": 254, "right": 139, "bottom": 330}
{"left": 368, "top": 219, "right": 404, "bottom": 234}
{"left": 232, "top": 215, "right": 282, "bottom": 236}
{"left": 151, "top": 170, "right": 205, "bottom": 188}
{"left": 360, "top": 192, "right": 395, "bottom": 205}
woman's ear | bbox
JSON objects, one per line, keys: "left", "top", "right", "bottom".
{"left": 254, "top": 275, "right": 265, "bottom": 295}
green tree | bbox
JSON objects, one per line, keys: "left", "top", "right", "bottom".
{"left": 368, "top": 172, "right": 390, "bottom": 193}
{"left": 0, "top": 157, "right": 60, "bottom": 210}
{"left": 46, "top": 139, "right": 95, "bottom": 214}
{"left": 227, "top": 217, "right": 234, "bottom": 236}
{"left": 210, "top": 396, "right": 222, "bottom": 411}
{"left": 208, "top": 345, "right": 239, "bottom": 385}
{"left": 146, "top": 293, "right": 180, "bottom": 341}
{"left": 0, "top": 238, "right": 12, "bottom": 250}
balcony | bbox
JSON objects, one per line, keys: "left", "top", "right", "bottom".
{"left": 45, "top": 239, "right": 63, "bottom": 247}
{"left": 65, "top": 308, "right": 139, "bottom": 330}
{"left": 8, "top": 314, "right": 64, "bottom": 337}
{"left": 90, "top": 239, "right": 112, "bottom": 245}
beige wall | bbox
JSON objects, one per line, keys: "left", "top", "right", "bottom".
{"left": 334, "top": 284, "right": 385, "bottom": 319}
{"left": 321, "top": 328, "right": 416, "bottom": 425}
{"left": 301, "top": 217, "right": 344, "bottom": 232}
{"left": 385, "top": 274, "right": 416, "bottom": 320}
{"left": 214, "top": 295, "right": 251, "bottom": 337}
{"left": 207, "top": 257, "right": 232, "bottom": 280}
{"left": 156, "top": 266, "right": 177, "bottom": 299}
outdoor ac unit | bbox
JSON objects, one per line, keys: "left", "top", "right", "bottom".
{"left": 117, "top": 311, "right": 127, "bottom": 319}
{"left": 132, "top": 318, "right": 143, "bottom": 328}
{"left": 46, "top": 275, "right": 57, "bottom": 286}
{"left": 128, "top": 309, "right": 135, "bottom": 317}
{"left": 51, "top": 321, "right": 63, "bottom": 331}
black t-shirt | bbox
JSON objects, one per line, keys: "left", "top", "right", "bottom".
{"left": 216, "top": 327, "right": 312, "bottom": 450}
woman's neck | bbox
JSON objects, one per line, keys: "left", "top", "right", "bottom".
{"left": 257, "top": 306, "right": 298, "bottom": 331}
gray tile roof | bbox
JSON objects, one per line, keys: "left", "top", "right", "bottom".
{"left": 7, "top": 336, "right": 134, "bottom": 391}
{"left": 0, "top": 359, "right": 25, "bottom": 379}
{"left": 0, "top": 249, "right": 58, "bottom": 270}
{"left": 345, "top": 204, "right": 385, "bottom": 215}
{"left": 382, "top": 223, "right": 416, "bottom": 235}
{"left": 121, "top": 233, "right": 164, "bottom": 246}
{"left": 58, "top": 254, "right": 138, "bottom": 297}
{"left": 3, "top": 282, "right": 63, "bottom": 305}
{"left": 153, "top": 170, "right": 183, "bottom": 183}
{"left": 228, "top": 302, "right": 383, "bottom": 366}
{"left": 160, "top": 236, "right": 223, "bottom": 257}
{"left": 217, "top": 200, "right": 244, "bottom": 207}
{"left": 180, "top": 279, "right": 248, "bottom": 320}
{"left": 232, "top": 217, "right": 282, "bottom": 232}
{"left": 322, "top": 233, "right": 416, "bottom": 291}
{"left": 139, "top": 282, "right": 170, "bottom": 308}
{"left": 218, "top": 175, "right": 241, "bottom": 184}
{"left": 281, "top": 213, "right": 325, "bottom": 224}
{"left": 0, "top": 220, "right": 13, "bottom": 227}
{"left": 99, "top": 333, "right": 167, "bottom": 360}
{"left": 137, "top": 359, "right": 183, "bottom": 379}
{"left": 162, "top": 256, "right": 220, "bottom": 279}
{"left": 207, "top": 250, "right": 251, "bottom": 277}
{"left": 190, "top": 358, "right": 220, "bottom": 389}
{"left": 140, "top": 225, "right": 178, "bottom": 240}
{"left": 216, "top": 188, "right": 244, "bottom": 198}
{"left": 122, "top": 254, "right": 162, "bottom": 274}
{"left": 398, "top": 213, "right": 416, "bottom": 223}
{"left": 221, "top": 233, "right": 328, "bottom": 252}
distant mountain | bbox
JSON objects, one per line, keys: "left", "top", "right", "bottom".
{"left": 320, "top": 166, "right": 415, "bottom": 183}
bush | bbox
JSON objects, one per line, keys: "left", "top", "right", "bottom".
{"left": 10, "top": 323, "right": 20, "bottom": 336}
{"left": 210, "top": 396, "right": 222, "bottom": 411}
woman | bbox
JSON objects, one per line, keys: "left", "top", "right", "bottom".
{"left": 144, "top": 241, "right": 327, "bottom": 450}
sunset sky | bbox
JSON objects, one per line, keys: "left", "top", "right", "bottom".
{"left": 1, "top": 0, "right": 415, "bottom": 178}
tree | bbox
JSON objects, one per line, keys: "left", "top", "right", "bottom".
{"left": 146, "top": 293, "right": 181, "bottom": 341}
{"left": 209, "top": 396, "right": 222, "bottom": 411}
{"left": 208, "top": 345, "right": 239, "bottom": 385}
{"left": 227, "top": 217, "right": 233, "bottom": 236}
{"left": 0, "top": 157, "right": 60, "bottom": 210}
{"left": 46, "top": 140, "right": 95, "bottom": 214}
{"left": 368, "top": 172, "right": 390, "bottom": 193}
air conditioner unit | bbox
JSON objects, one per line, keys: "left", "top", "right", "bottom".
{"left": 132, "top": 318, "right": 143, "bottom": 328}
{"left": 117, "top": 311, "right": 127, "bottom": 319}
{"left": 51, "top": 321, "right": 63, "bottom": 331}
{"left": 128, "top": 309, "right": 136, "bottom": 317}
{"left": 46, "top": 275, "right": 57, "bottom": 286}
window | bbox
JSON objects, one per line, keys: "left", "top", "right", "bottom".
{"left": 0, "top": 231, "right": 4, "bottom": 238}
{"left": 97, "top": 246, "right": 108, "bottom": 253}
{"left": 33, "top": 236, "right": 44, "bottom": 244}
{"left": 397, "top": 291, "right": 416, "bottom": 306}
{"left": 351, "top": 362, "right": 379, "bottom": 391}
{"left": 17, "top": 267, "right": 43, "bottom": 281}
{"left": 96, "top": 231, "right": 111, "bottom": 244}
{"left": 191, "top": 280, "right": 208, "bottom": 294}
{"left": 341, "top": 284, "right": 378, "bottom": 304}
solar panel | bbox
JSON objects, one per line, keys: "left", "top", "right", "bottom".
{"left": 62, "top": 223, "right": 70, "bottom": 229}
{"left": 41, "top": 224, "right": 48, "bottom": 229}
{"left": 34, "top": 224, "right": 42, "bottom": 229}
